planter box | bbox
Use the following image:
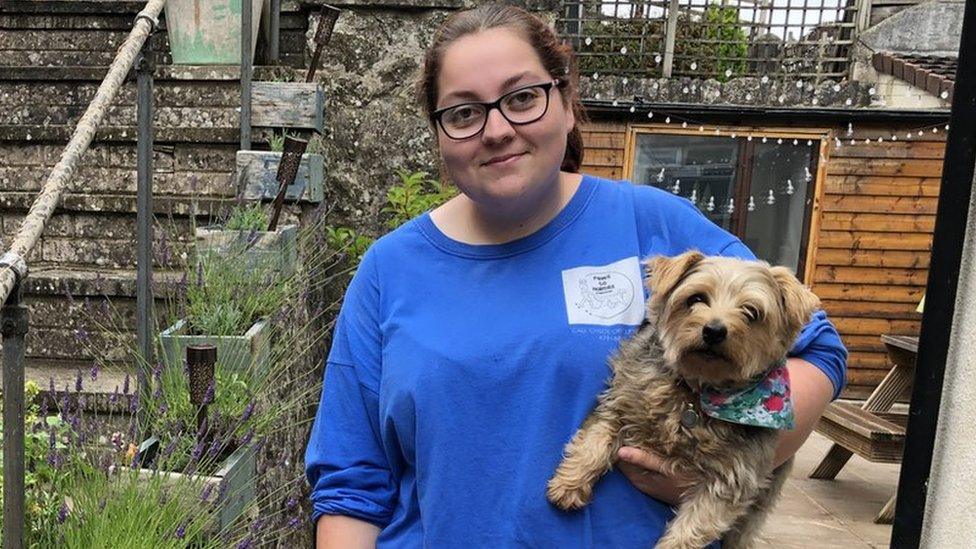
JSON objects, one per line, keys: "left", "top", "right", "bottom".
{"left": 236, "top": 150, "right": 324, "bottom": 203}
{"left": 164, "top": 0, "right": 263, "bottom": 64}
{"left": 159, "top": 318, "right": 270, "bottom": 375}
{"left": 134, "top": 437, "right": 257, "bottom": 532}
{"left": 195, "top": 223, "right": 298, "bottom": 277}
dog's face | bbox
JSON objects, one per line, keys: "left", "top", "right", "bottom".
{"left": 644, "top": 251, "right": 820, "bottom": 387}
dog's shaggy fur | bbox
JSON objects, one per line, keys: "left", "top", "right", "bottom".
{"left": 547, "top": 251, "right": 820, "bottom": 549}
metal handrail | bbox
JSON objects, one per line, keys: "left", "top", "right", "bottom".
{"left": 1, "top": 1, "right": 164, "bottom": 546}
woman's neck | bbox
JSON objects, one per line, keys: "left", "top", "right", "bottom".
{"left": 431, "top": 172, "right": 583, "bottom": 245}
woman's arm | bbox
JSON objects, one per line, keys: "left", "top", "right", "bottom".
{"left": 317, "top": 515, "right": 381, "bottom": 549}
{"left": 616, "top": 357, "right": 835, "bottom": 505}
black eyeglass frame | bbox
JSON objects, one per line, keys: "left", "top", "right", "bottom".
{"left": 432, "top": 79, "right": 562, "bottom": 140}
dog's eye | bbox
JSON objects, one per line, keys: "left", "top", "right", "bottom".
{"left": 686, "top": 293, "right": 708, "bottom": 307}
{"left": 743, "top": 305, "right": 762, "bottom": 323}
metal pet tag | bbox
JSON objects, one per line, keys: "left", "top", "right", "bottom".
{"left": 680, "top": 403, "right": 699, "bottom": 428}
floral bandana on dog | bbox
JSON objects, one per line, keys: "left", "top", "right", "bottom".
{"left": 698, "top": 360, "right": 795, "bottom": 430}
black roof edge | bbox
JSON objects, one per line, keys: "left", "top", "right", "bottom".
{"left": 582, "top": 99, "right": 951, "bottom": 124}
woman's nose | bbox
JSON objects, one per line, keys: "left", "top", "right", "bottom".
{"left": 481, "top": 107, "right": 515, "bottom": 144}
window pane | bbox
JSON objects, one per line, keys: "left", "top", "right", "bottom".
{"left": 743, "top": 143, "right": 813, "bottom": 273}
{"left": 632, "top": 134, "right": 739, "bottom": 231}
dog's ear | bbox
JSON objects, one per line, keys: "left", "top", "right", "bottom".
{"left": 770, "top": 266, "right": 821, "bottom": 334}
{"left": 644, "top": 250, "right": 704, "bottom": 298}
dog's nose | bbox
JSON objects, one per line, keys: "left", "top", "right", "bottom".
{"left": 702, "top": 322, "right": 727, "bottom": 346}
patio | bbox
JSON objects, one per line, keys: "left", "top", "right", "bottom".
{"left": 759, "top": 429, "right": 899, "bottom": 548}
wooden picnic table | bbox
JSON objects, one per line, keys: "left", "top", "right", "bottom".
{"left": 808, "top": 334, "right": 918, "bottom": 524}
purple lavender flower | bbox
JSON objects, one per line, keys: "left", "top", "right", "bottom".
{"left": 90, "top": 362, "right": 100, "bottom": 381}
{"left": 200, "top": 483, "right": 214, "bottom": 502}
{"left": 191, "top": 441, "right": 205, "bottom": 463}
{"left": 286, "top": 497, "right": 298, "bottom": 510}
{"left": 288, "top": 516, "right": 301, "bottom": 529}
{"left": 47, "top": 451, "right": 62, "bottom": 469}
{"left": 49, "top": 376, "right": 56, "bottom": 395}
{"left": 240, "top": 401, "right": 255, "bottom": 422}
{"left": 123, "top": 374, "right": 131, "bottom": 395}
{"left": 202, "top": 378, "right": 215, "bottom": 405}
{"left": 195, "top": 261, "right": 204, "bottom": 287}
{"left": 152, "top": 361, "right": 163, "bottom": 382}
{"left": 236, "top": 538, "right": 254, "bottom": 549}
{"left": 162, "top": 437, "right": 178, "bottom": 459}
{"left": 249, "top": 517, "right": 266, "bottom": 534}
{"left": 175, "top": 522, "right": 186, "bottom": 540}
{"left": 75, "top": 369, "right": 83, "bottom": 392}
{"left": 128, "top": 395, "right": 138, "bottom": 414}
{"left": 57, "top": 502, "right": 69, "bottom": 523}
{"left": 74, "top": 328, "right": 90, "bottom": 344}
{"left": 207, "top": 439, "right": 222, "bottom": 459}
{"left": 239, "top": 428, "right": 254, "bottom": 447}
{"left": 110, "top": 386, "right": 119, "bottom": 405}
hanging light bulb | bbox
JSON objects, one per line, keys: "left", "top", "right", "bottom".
{"left": 657, "top": 168, "right": 665, "bottom": 183}
{"left": 786, "top": 179, "right": 794, "bottom": 195}
{"left": 682, "top": 121, "right": 688, "bottom": 128}
{"left": 584, "top": 37, "right": 592, "bottom": 46}
{"left": 647, "top": 111, "right": 654, "bottom": 119}
{"left": 767, "top": 189, "right": 776, "bottom": 205}
{"left": 777, "top": 138, "right": 783, "bottom": 144}
{"left": 847, "top": 122, "right": 853, "bottom": 136}
{"left": 804, "top": 166, "right": 813, "bottom": 182}
{"left": 691, "top": 61, "right": 698, "bottom": 70}
{"left": 690, "top": 188, "right": 698, "bottom": 205}
{"left": 665, "top": 116, "right": 671, "bottom": 124}
{"left": 762, "top": 136, "right": 768, "bottom": 143}
{"left": 748, "top": 196, "right": 756, "bottom": 211}
{"left": 629, "top": 106, "right": 636, "bottom": 113}
{"left": 707, "top": 196, "right": 715, "bottom": 212}
{"left": 793, "top": 139, "right": 799, "bottom": 146}
{"left": 727, "top": 198, "right": 735, "bottom": 214}
{"left": 671, "top": 179, "right": 681, "bottom": 194}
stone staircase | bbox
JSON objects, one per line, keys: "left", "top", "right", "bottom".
{"left": 0, "top": 0, "right": 317, "bottom": 403}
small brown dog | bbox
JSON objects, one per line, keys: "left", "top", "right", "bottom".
{"left": 547, "top": 251, "right": 820, "bottom": 549}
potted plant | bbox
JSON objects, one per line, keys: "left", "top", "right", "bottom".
{"left": 164, "top": 0, "right": 264, "bottom": 65}
{"left": 236, "top": 132, "right": 325, "bottom": 204}
{"left": 195, "top": 201, "right": 298, "bottom": 278}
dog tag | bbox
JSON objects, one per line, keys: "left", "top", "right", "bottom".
{"left": 680, "top": 403, "right": 699, "bottom": 428}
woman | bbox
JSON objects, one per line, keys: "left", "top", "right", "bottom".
{"left": 305, "top": 5, "right": 846, "bottom": 547}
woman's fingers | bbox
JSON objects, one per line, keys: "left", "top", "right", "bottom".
{"left": 617, "top": 446, "right": 665, "bottom": 472}
{"left": 616, "top": 446, "right": 690, "bottom": 506}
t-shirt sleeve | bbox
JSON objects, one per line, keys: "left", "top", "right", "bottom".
{"left": 304, "top": 248, "right": 397, "bottom": 526}
{"left": 632, "top": 183, "right": 849, "bottom": 399}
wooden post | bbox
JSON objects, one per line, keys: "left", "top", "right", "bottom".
{"left": 662, "top": 0, "right": 681, "bottom": 77}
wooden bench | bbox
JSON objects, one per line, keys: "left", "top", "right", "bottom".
{"left": 809, "top": 334, "right": 918, "bottom": 524}
{"left": 816, "top": 401, "right": 906, "bottom": 463}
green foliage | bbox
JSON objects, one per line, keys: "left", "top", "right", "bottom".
{"left": 0, "top": 382, "right": 97, "bottom": 547}
{"left": 266, "top": 131, "right": 289, "bottom": 153}
{"left": 223, "top": 202, "right": 269, "bottom": 232}
{"left": 324, "top": 226, "right": 374, "bottom": 267}
{"left": 324, "top": 169, "right": 455, "bottom": 271}
{"left": 382, "top": 169, "right": 457, "bottom": 230}
{"left": 676, "top": 5, "right": 749, "bottom": 80}
{"left": 575, "top": 3, "right": 750, "bottom": 80}
{"left": 184, "top": 249, "right": 290, "bottom": 336}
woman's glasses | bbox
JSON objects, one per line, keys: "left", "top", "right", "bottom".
{"left": 433, "top": 80, "right": 560, "bottom": 140}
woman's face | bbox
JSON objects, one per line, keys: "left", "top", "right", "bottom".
{"left": 434, "top": 27, "right": 575, "bottom": 214}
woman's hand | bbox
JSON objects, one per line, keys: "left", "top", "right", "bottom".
{"left": 616, "top": 447, "right": 692, "bottom": 506}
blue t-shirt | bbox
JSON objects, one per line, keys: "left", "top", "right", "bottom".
{"left": 305, "top": 175, "right": 847, "bottom": 547}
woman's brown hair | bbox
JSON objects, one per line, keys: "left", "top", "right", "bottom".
{"left": 415, "top": 4, "right": 586, "bottom": 173}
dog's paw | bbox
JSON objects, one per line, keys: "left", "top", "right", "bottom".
{"left": 546, "top": 477, "right": 591, "bottom": 511}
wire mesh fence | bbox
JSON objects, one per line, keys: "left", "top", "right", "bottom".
{"left": 557, "top": 0, "right": 863, "bottom": 81}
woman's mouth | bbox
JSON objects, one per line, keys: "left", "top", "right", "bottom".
{"left": 483, "top": 152, "right": 526, "bottom": 166}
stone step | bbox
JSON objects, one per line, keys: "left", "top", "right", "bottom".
{"left": 2, "top": 358, "right": 138, "bottom": 414}
{"left": 19, "top": 267, "right": 184, "bottom": 362}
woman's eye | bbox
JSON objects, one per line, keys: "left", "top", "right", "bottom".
{"left": 743, "top": 306, "right": 761, "bottom": 322}
{"left": 686, "top": 293, "right": 707, "bottom": 307}
{"left": 445, "top": 106, "right": 481, "bottom": 126}
{"left": 506, "top": 90, "right": 539, "bottom": 110}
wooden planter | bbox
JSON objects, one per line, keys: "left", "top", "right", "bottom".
{"left": 164, "top": 0, "right": 263, "bottom": 64}
{"left": 134, "top": 437, "right": 257, "bottom": 532}
{"left": 236, "top": 150, "right": 324, "bottom": 203}
{"left": 159, "top": 318, "right": 270, "bottom": 375}
{"left": 195, "top": 223, "right": 298, "bottom": 277}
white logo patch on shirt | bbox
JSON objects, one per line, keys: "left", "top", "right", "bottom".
{"left": 562, "top": 256, "right": 645, "bottom": 326}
